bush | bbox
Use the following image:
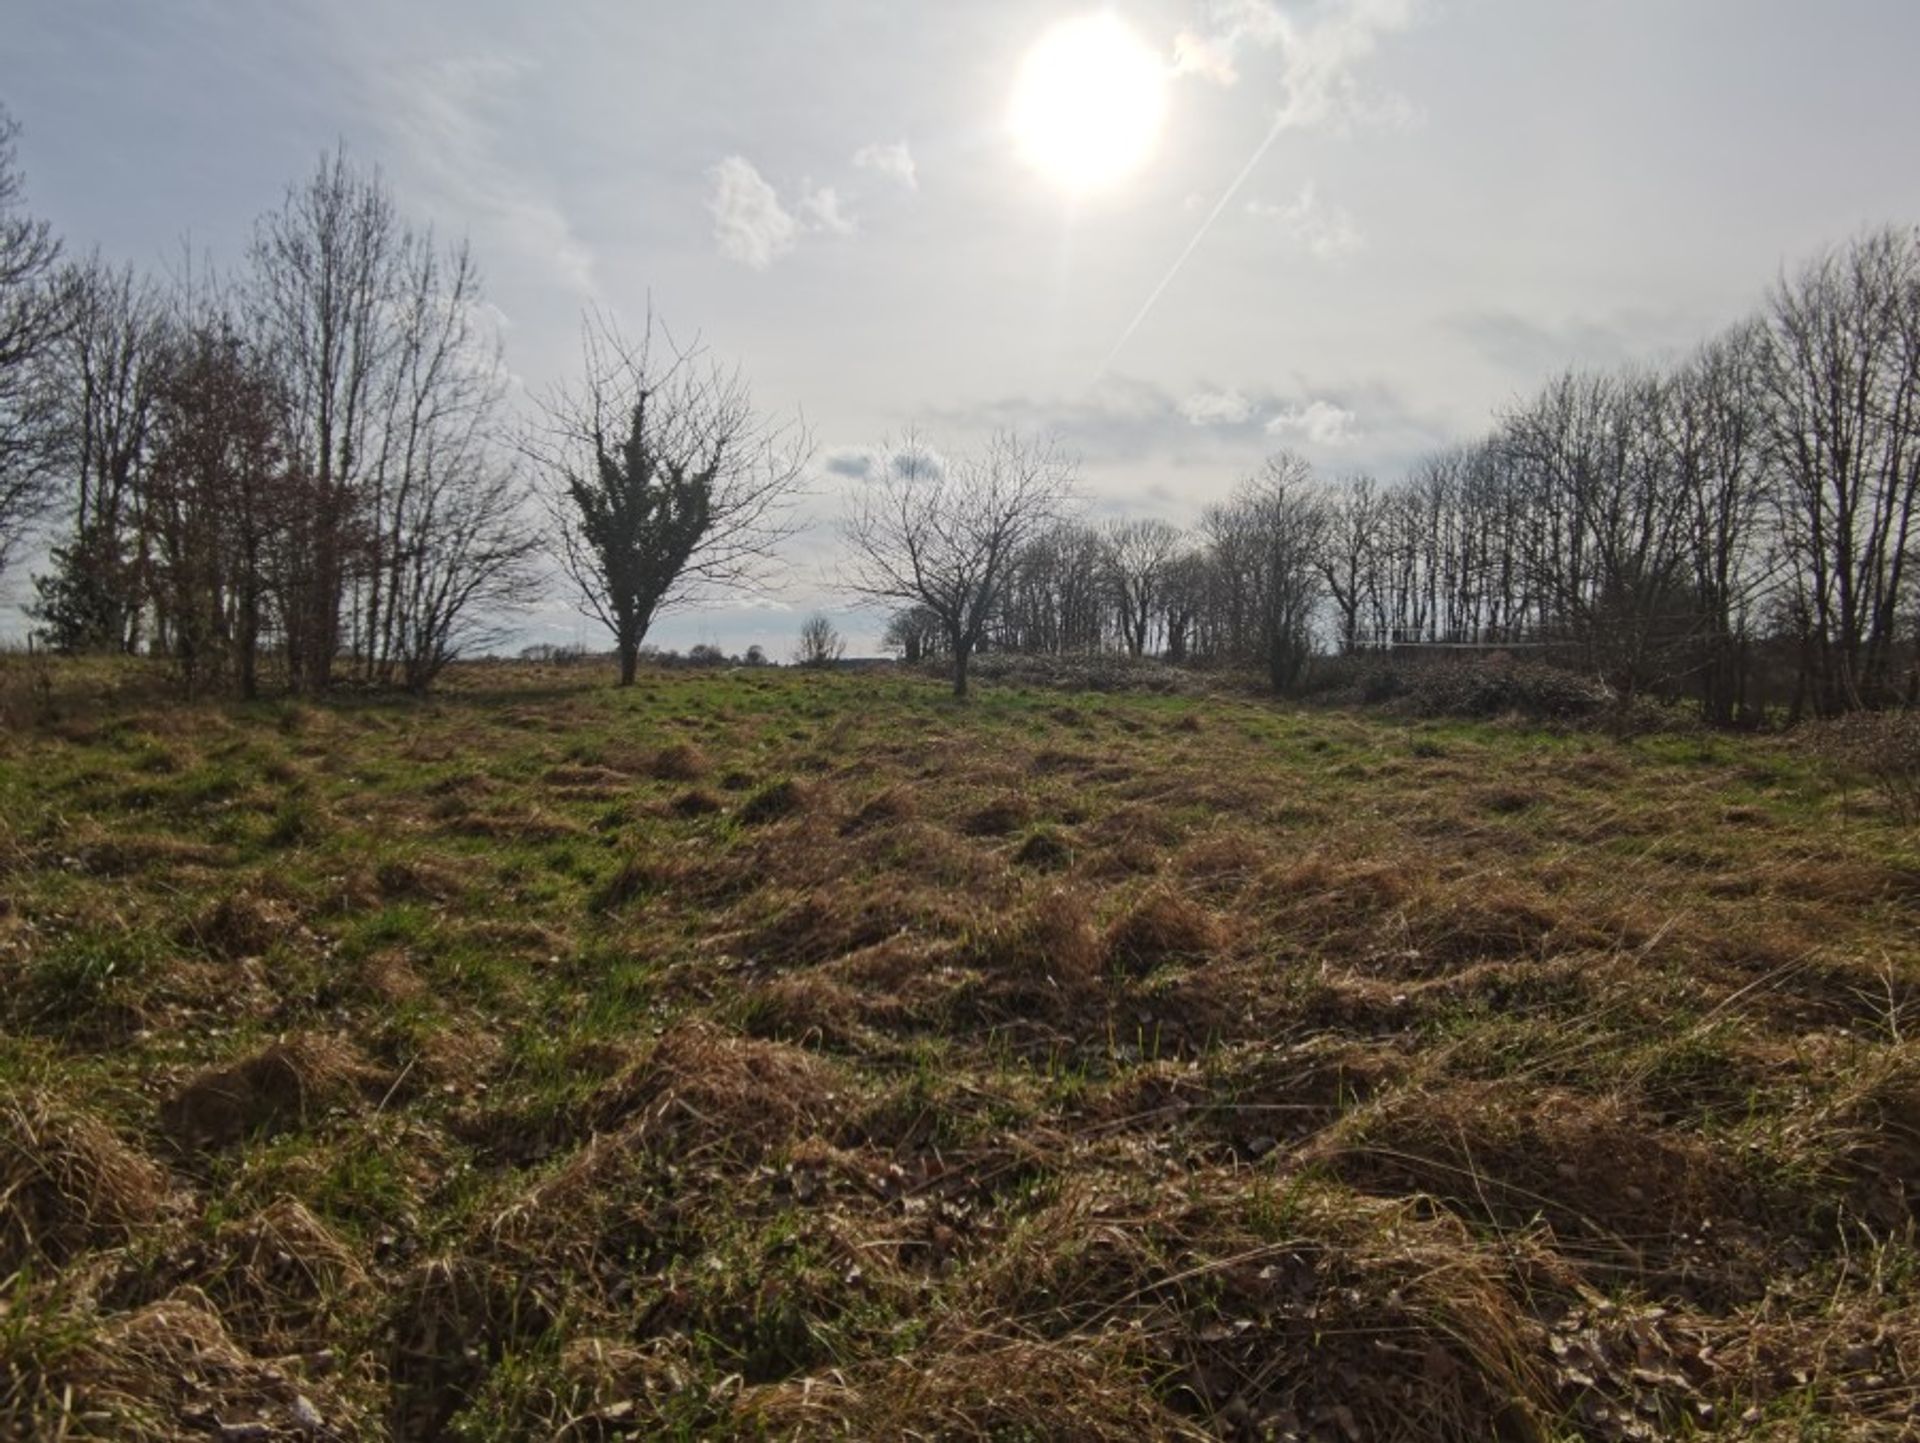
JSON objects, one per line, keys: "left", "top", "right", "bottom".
{"left": 1805, "top": 710, "right": 1920, "bottom": 824}
{"left": 933, "top": 651, "right": 1205, "bottom": 695}
{"left": 1303, "top": 653, "right": 1617, "bottom": 723}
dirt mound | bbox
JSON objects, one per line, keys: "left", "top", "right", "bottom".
{"left": 17, "top": 1290, "right": 362, "bottom": 1441}
{"left": 1013, "top": 826, "right": 1074, "bottom": 870}
{"left": 969, "top": 888, "right": 1103, "bottom": 1000}
{"left": 960, "top": 794, "right": 1032, "bottom": 837}
{"left": 839, "top": 786, "right": 914, "bottom": 834}
{"left": 591, "top": 1020, "right": 848, "bottom": 1161}
{"left": 0, "top": 1088, "right": 169, "bottom": 1270}
{"left": 1308, "top": 1082, "right": 1769, "bottom": 1297}
{"left": 649, "top": 741, "right": 709, "bottom": 781}
{"left": 389, "top": 1255, "right": 550, "bottom": 1440}
{"left": 373, "top": 855, "right": 467, "bottom": 902}
{"left": 182, "top": 891, "right": 299, "bottom": 961}
{"left": 739, "top": 777, "right": 814, "bottom": 825}
{"left": 161, "top": 1034, "right": 390, "bottom": 1151}
{"left": 1105, "top": 888, "right": 1222, "bottom": 974}
{"left": 735, "top": 886, "right": 922, "bottom": 968}
{"left": 969, "top": 1172, "right": 1553, "bottom": 1442}
{"left": 668, "top": 785, "right": 725, "bottom": 817}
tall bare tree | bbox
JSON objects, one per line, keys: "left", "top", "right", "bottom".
{"left": 1101, "top": 516, "right": 1185, "bottom": 658}
{"left": 1204, "top": 453, "right": 1328, "bottom": 693}
{"left": 843, "top": 430, "right": 1076, "bottom": 697}
{"left": 30, "top": 257, "right": 164, "bottom": 650}
{"left": 247, "top": 147, "right": 401, "bottom": 690}
{"left": 1761, "top": 226, "right": 1920, "bottom": 713}
{"left": 0, "top": 105, "right": 70, "bottom": 582}
{"left": 531, "top": 312, "right": 808, "bottom": 686}
{"left": 1317, "top": 473, "right": 1384, "bottom": 653}
{"left": 144, "top": 316, "right": 287, "bottom": 698}
{"left": 1665, "top": 320, "right": 1776, "bottom": 722}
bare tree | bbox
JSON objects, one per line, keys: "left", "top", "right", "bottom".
{"left": 794, "top": 613, "right": 844, "bottom": 668}
{"left": 1101, "top": 516, "right": 1185, "bottom": 657}
{"left": 1317, "top": 473, "right": 1384, "bottom": 653}
{"left": 843, "top": 430, "right": 1076, "bottom": 697}
{"left": 246, "top": 147, "right": 399, "bottom": 690}
{"left": 995, "top": 522, "right": 1106, "bottom": 654}
{"left": 1761, "top": 226, "right": 1920, "bottom": 713}
{"left": 1665, "top": 320, "right": 1776, "bottom": 722}
{"left": 0, "top": 106, "right": 70, "bottom": 582}
{"left": 29, "top": 257, "right": 164, "bottom": 651}
{"left": 365, "top": 241, "right": 541, "bottom": 690}
{"left": 1204, "top": 453, "right": 1328, "bottom": 693}
{"left": 530, "top": 312, "right": 808, "bottom": 686}
{"left": 144, "top": 316, "right": 287, "bottom": 698}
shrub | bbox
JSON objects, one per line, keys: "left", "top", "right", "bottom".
{"left": 1806, "top": 710, "right": 1920, "bottom": 824}
{"left": 1305, "top": 653, "right": 1617, "bottom": 722}
{"left": 932, "top": 651, "right": 1203, "bottom": 695}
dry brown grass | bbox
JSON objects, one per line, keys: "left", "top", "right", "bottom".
{"left": 4, "top": 663, "right": 1917, "bottom": 1439}
{"left": 590, "top": 1019, "right": 851, "bottom": 1160}
{"left": 0, "top": 1087, "right": 169, "bottom": 1270}
{"left": 1105, "top": 887, "right": 1224, "bottom": 975}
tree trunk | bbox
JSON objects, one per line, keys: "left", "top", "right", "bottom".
{"left": 952, "top": 642, "right": 970, "bottom": 698}
{"left": 618, "top": 640, "right": 639, "bottom": 687}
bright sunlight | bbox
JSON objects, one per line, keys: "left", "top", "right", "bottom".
{"left": 1009, "top": 13, "right": 1168, "bottom": 194}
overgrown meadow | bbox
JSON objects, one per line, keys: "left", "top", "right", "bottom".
{"left": 1, "top": 660, "right": 1916, "bottom": 1440}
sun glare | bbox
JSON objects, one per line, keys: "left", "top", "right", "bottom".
{"left": 1010, "top": 13, "right": 1168, "bottom": 194}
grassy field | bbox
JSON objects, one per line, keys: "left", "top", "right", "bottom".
{"left": 1, "top": 660, "right": 1916, "bottom": 1441}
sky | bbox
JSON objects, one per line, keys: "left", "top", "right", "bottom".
{"left": 4, "top": 0, "right": 1919, "bottom": 655}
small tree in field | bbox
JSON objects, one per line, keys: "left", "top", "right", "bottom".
{"left": 842, "top": 430, "right": 1075, "bottom": 697}
{"left": 795, "top": 613, "right": 844, "bottom": 668}
{"left": 530, "top": 313, "right": 808, "bottom": 686}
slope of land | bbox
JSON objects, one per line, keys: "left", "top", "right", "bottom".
{"left": 1, "top": 661, "right": 1916, "bottom": 1440}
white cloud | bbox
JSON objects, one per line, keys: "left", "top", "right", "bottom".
{"left": 1179, "top": 388, "right": 1256, "bottom": 426}
{"left": 707, "top": 155, "right": 799, "bottom": 270}
{"left": 1247, "top": 182, "right": 1364, "bottom": 259}
{"left": 852, "top": 140, "right": 917, "bottom": 190}
{"left": 1174, "top": 0, "right": 1422, "bottom": 134}
{"left": 802, "top": 185, "right": 856, "bottom": 236}
{"left": 1266, "top": 399, "right": 1358, "bottom": 445}
{"left": 1171, "top": 31, "right": 1240, "bottom": 86}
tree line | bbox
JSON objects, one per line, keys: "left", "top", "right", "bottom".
{"left": 861, "top": 229, "right": 1920, "bottom": 718}
{"left": 0, "top": 107, "right": 813, "bottom": 696}
{"left": 0, "top": 117, "right": 543, "bottom": 695}
{"left": 2, "top": 98, "right": 1914, "bottom": 717}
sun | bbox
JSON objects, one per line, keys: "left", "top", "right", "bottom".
{"left": 1010, "top": 13, "right": 1168, "bottom": 194}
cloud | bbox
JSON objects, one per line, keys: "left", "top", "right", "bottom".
{"left": 802, "top": 185, "right": 856, "bottom": 236}
{"left": 935, "top": 374, "right": 1389, "bottom": 467}
{"left": 1174, "top": 0, "right": 1423, "bottom": 133}
{"left": 821, "top": 440, "right": 947, "bottom": 483}
{"left": 1179, "top": 388, "right": 1257, "bottom": 426}
{"left": 708, "top": 160, "right": 884, "bottom": 267}
{"left": 707, "top": 155, "right": 800, "bottom": 270}
{"left": 852, "top": 140, "right": 917, "bottom": 190}
{"left": 1247, "top": 182, "right": 1363, "bottom": 259}
{"left": 1266, "top": 398, "right": 1358, "bottom": 445}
